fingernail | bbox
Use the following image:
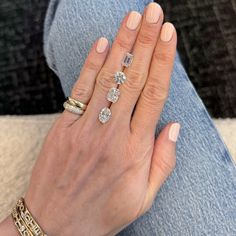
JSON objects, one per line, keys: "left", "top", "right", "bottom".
{"left": 146, "top": 2, "right": 161, "bottom": 24}
{"left": 126, "top": 11, "right": 142, "bottom": 30}
{"left": 96, "top": 37, "right": 108, "bottom": 53}
{"left": 168, "top": 123, "right": 181, "bottom": 142}
{"left": 160, "top": 23, "right": 175, "bottom": 42}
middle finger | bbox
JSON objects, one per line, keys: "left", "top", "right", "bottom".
{"left": 86, "top": 11, "right": 142, "bottom": 120}
{"left": 113, "top": 3, "right": 163, "bottom": 118}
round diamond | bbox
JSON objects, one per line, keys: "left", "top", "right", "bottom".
{"left": 107, "top": 87, "right": 120, "bottom": 103}
{"left": 114, "top": 71, "right": 126, "bottom": 84}
{"left": 99, "top": 107, "right": 112, "bottom": 124}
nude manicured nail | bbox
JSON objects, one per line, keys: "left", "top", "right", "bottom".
{"left": 168, "top": 123, "right": 181, "bottom": 142}
{"left": 146, "top": 2, "right": 161, "bottom": 24}
{"left": 160, "top": 23, "right": 175, "bottom": 42}
{"left": 126, "top": 11, "right": 142, "bottom": 30}
{"left": 96, "top": 37, "right": 108, "bottom": 53}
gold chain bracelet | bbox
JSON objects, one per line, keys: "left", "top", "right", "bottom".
{"left": 11, "top": 198, "right": 48, "bottom": 236}
{"left": 12, "top": 205, "right": 33, "bottom": 236}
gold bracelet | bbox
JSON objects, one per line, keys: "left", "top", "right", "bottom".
{"left": 12, "top": 198, "right": 48, "bottom": 236}
{"left": 12, "top": 206, "right": 33, "bottom": 236}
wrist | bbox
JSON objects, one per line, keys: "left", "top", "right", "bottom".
{"left": 0, "top": 215, "right": 19, "bottom": 236}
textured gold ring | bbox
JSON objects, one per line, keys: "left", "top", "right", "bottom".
{"left": 68, "top": 96, "right": 87, "bottom": 111}
{"left": 63, "top": 101, "right": 84, "bottom": 115}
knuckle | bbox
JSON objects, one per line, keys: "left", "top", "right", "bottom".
{"left": 137, "top": 29, "right": 156, "bottom": 47}
{"left": 84, "top": 58, "right": 101, "bottom": 71}
{"left": 142, "top": 81, "right": 169, "bottom": 104}
{"left": 156, "top": 155, "right": 176, "bottom": 174}
{"left": 96, "top": 70, "right": 115, "bottom": 91}
{"left": 124, "top": 69, "right": 146, "bottom": 92}
{"left": 72, "top": 84, "right": 91, "bottom": 100}
{"left": 115, "top": 35, "right": 132, "bottom": 51}
{"left": 153, "top": 50, "right": 173, "bottom": 66}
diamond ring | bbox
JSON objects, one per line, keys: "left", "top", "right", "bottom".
{"left": 114, "top": 71, "right": 127, "bottom": 84}
{"left": 63, "top": 101, "right": 84, "bottom": 115}
{"left": 122, "top": 52, "right": 134, "bottom": 68}
{"left": 99, "top": 107, "right": 112, "bottom": 124}
{"left": 107, "top": 87, "right": 120, "bottom": 103}
{"left": 67, "top": 96, "right": 87, "bottom": 110}
{"left": 98, "top": 52, "right": 133, "bottom": 124}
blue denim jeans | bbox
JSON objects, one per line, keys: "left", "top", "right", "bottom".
{"left": 44, "top": 0, "right": 236, "bottom": 235}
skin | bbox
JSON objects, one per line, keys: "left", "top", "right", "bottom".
{"left": 0, "top": 3, "right": 177, "bottom": 236}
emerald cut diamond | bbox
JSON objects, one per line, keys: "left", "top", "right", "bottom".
{"left": 122, "top": 53, "right": 134, "bottom": 67}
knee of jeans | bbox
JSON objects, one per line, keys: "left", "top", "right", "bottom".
{"left": 43, "top": 0, "right": 60, "bottom": 74}
{"left": 43, "top": 0, "right": 154, "bottom": 96}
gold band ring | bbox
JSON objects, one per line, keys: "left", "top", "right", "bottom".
{"left": 68, "top": 97, "right": 87, "bottom": 111}
{"left": 63, "top": 101, "right": 85, "bottom": 115}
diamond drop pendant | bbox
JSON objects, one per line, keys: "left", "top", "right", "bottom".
{"left": 99, "top": 107, "right": 112, "bottom": 124}
{"left": 107, "top": 87, "right": 120, "bottom": 103}
{"left": 114, "top": 71, "right": 126, "bottom": 84}
{"left": 122, "top": 53, "right": 134, "bottom": 67}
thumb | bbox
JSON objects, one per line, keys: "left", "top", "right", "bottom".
{"left": 145, "top": 122, "right": 180, "bottom": 210}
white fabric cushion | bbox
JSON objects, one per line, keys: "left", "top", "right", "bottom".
{"left": 0, "top": 114, "right": 235, "bottom": 221}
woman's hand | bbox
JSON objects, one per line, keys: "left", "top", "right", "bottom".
{"left": 1, "top": 3, "right": 179, "bottom": 236}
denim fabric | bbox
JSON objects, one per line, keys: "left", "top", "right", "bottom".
{"left": 44, "top": 0, "right": 236, "bottom": 235}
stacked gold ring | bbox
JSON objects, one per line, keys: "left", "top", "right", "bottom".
{"left": 67, "top": 97, "right": 87, "bottom": 110}
{"left": 63, "top": 96, "right": 87, "bottom": 115}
